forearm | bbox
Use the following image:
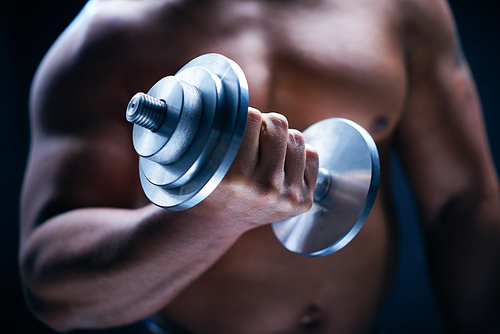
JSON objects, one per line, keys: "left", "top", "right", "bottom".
{"left": 20, "top": 204, "right": 244, "bottom": 331}
{"left": 423, "top": 188, "right": 500, "bottom": 332}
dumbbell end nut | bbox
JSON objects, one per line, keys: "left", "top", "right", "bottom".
{"left": 126, "top": 92, "right": 167, "bottom": 132}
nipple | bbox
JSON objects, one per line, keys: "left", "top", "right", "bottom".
{"left": 299, "top": 305, "right": 323, "bottom": 328}
{"left": 370, "top": 116, "right": 388, "bottom": 133}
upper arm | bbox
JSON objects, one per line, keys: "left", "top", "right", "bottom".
{"left": 396, "top": 0, "right": 499, "bottom": 227}
{"left": 20, "top": 3, "right": 145, "bottom": 243}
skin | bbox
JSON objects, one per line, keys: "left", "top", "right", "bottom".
{"left": 19, "top": 0, "right": 500, "bottom": 333}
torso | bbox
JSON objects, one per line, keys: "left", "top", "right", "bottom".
{"left": 95, "top": 0, "right": 411, "bottom": 332}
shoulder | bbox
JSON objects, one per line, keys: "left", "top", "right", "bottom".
{"left": 29, "top": 0, "right": 191, "bottom": 136}
{"left": 398, "top": 0, "right": 460, "bottom": 67}
{"left": 399, "top": 0, "right": 456, "bottom": 37}
{"left": 30, "top": 0, "right": 168, "bottom": 92}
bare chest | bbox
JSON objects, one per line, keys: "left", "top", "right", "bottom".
{"left": 194, "top": 1, "right": 409, "bottom": 144}
{"left": 137, "top": 0, "right": 407, "bottom": 145}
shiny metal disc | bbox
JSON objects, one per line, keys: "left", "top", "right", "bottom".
{"left": 141, "top": 66, "right": 222, "bottom": 187}
{"left": 140, "top": 53, "right": 249, "bottom": 210}
{"left": 272, "top": 118, "right": 380, "bottom": 257}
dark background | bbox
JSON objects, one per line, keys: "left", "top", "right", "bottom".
{"left": 0, "top": 1, "right": 498, "bottom": 333}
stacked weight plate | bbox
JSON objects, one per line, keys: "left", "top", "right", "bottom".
{"left": 128, "top": 54, "right": 249, "bottom": 210}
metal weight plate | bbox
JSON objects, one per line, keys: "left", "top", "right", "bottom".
{"left": 141, "top": 66, "right": 222, "bottom": 187}
{"left": 140, "top": 54, "right": 249, "bottom": 210}
{"left": 271, "top": 118, "right": 380, "bottom": 257}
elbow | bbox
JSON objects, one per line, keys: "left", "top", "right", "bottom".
{"left": 20, "top": 263, "right": 71, "bottom": 332}
{"left": 19, "top": 247, "right": 142, "bottom": 332}
{"left": 22, "top": 285, "right": 76, "bottom": 333}
{"left": 19, "top": 244, "right": 55, "bottom": 303}
{"left": 422, "top": 177, "right": 500, "bottom": 234}
{"left": 19, "top": 248, "right": 78, "bottom": 332}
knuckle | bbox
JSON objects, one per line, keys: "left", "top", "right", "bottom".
{"left": 266, "top": 113, "right": 289, "bottom": 132}
{"left": 259, "top": 174, "right": 283, "bottom": 194}
{"left": 296, "top": 195, "right": 314, "bottom": 214}
{"left": 247, "top": 107, "right": 263, "bottom": 125}
{"left": 288, "top": 129, "right": 305, "bottom": 148}
{"left": 303, "top": 191, "right": 314, "bottom": 211}
{"left": 286, "top": 185, "right": 313, "bottom": 213}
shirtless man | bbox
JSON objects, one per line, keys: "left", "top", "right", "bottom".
{"left": 19, "top": 0, "right": 500, "bottom": 333}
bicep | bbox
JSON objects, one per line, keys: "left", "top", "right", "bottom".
{"left": 21, "top": 18, "right": 145, "bottom": 241}
{"left": 396, "top": 5, "right": 498, "bottom": 226}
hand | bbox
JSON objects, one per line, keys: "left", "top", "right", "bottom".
{"left": 197, "top": 107, "right": 319, "bottom": 230}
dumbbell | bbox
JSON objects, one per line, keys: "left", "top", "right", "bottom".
{"left": 126, "top": 54, "right": 380, "bottom": 257}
